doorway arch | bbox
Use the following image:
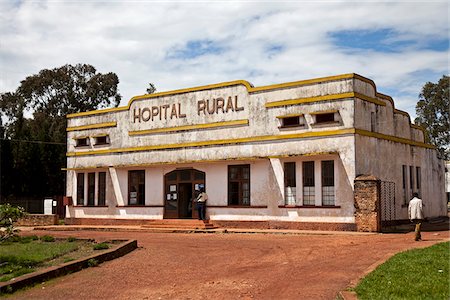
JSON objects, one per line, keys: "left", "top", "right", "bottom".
{"left": 164, "top": 169, "right": 205, "bottom": 219}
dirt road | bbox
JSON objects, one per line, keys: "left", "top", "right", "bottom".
{"left": 10, "top": 229, "right": 449, "bottom": 300}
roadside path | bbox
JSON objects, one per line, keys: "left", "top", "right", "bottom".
{"left": 11, "top": 228, "right": 449, "bottom": 299}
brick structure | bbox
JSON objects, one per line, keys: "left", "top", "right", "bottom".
{"left": 17, "top": 214, "right": 59, "bottom": 226}
{"left": 354, "top": 175, "right": 381, "bottom": 232}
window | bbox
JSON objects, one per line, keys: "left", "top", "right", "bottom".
{"left": 94, "top": 135, "right": 109, "bottom": 145}
{"left": 87, "top": 173, "right": 95, "bottom": 206}
{"left": 302, "top": 161, "right": 315, "bottom": 205}
{"left": 371, "top": 112, "right": 376, "bottom": 131}
{"left": 321, "top": 160, "right": 335, "bottom": 206}
{"left": 75, "top": 137, "right": 89, "bottom": 147}
{"left": 228, "top": 165, "right": 250, "bottom": 206}
{"left": 98, "top": 172, "right": 106, "bottom": 206}
{"left": 416, "top": 167, "right": 421, "bottom": 191}
{"left": 402, "top": 165, "right": 407, "bottom": 204}
{"left": 278, "top": 114, "right": 306, "bottom": 128}
{"left": 315, "top": 113, "right": 335, "bottom": 124}
{"left": 284, "top": 162, "right": 296, "bottom": 205}
{"left": 282, "top": 116, "right": 300, "bottom": 127}
{"left": 76, "top": 173, "right": 85, "bottom": 205}
{"left": 128, "top": 170, "right": 145, "bottom": 205}
{"left": 409, "top": 166, "right": 414, "bottom": 195}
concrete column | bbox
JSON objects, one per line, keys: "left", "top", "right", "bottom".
{"left": 269, "top": 158, "right": 285, "bottom": 204}
{"left": 354, "top": 175, "right": 381, "bottom": 232}
{"left": 109, "top": 167, "right": 125, "bottom": 206}
{"left": 314, "top": 160, "right": 322, "bottom": 206}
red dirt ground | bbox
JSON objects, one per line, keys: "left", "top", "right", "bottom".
{"left": 9, "top": 229, "right": 449, "bottom": 300}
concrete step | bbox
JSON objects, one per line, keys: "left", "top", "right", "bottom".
{"left": 141, "top": 220, "right": 217, "bottom": 230}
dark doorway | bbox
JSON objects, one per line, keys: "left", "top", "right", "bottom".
{"left": 178, "top": 183, "right": 193, "bottom": 218}
{"left": 164, "top": 169, "right": 205, "bottom": 219}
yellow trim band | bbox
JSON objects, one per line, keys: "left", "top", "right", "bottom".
{"left": 63, "top": 152, "right": 339, "bottom": 170}
{"left": 129, "top": 119, "right": 249, "bottom": 136}
{"left": 67, "top": 127, "right": 435, "bottom": 157}
{"left": 355, "top": 129, "right": 434, "bottom": 149}
{"left": 67, "top": 128, "right": 356, "bottom": 157}
{"left": 67, "top": 122, "right": 117, "bottom": 132}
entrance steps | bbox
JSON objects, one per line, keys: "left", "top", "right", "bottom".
{"left": 141, "top": 220, "right": 217, "bottom": 230}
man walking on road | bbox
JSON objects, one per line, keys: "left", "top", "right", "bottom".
{"left": 408, "top": 192, "right": 424, "bottom": 241}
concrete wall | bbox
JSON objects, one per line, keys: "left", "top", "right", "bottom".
{"left": 67, "top": 153, "right": 355, "bottom": 223}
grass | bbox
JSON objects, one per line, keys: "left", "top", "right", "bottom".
{"left": 93, "top": 242, "right": 109, "bottom": 250}
{"left": 355, "top": 241, "right": 450, "bottom": 300}
{"left": 0, "top": 236, "right": 79, "bottom": 282}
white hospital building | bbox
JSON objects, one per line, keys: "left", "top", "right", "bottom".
{"left": 64, "top": 73, "right": 447, "bottom": 231}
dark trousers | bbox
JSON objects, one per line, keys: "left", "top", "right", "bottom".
{"left": 197, "top": 202, "right": 206, "bottom": 220}
{"left": 413, "top": 219, "right": 422, "bottom": 241}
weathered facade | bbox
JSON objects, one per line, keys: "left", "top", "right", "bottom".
{"left": 65, "top": 73, "right": 447, "bottom": 230}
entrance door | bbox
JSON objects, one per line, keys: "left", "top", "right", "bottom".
{"left": 164, "top": 169, "right": 205, "bottom": 219}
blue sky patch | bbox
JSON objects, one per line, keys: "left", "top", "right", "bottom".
{"left": 329, "top": 29, "right": 449, "bottom": 53}
{"left": 167, "top": 40, "right": 224, "bottom": 60}
{"left": 266, "top": 44, "right": 284, "bottom": 58}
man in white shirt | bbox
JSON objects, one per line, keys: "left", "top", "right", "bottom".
{"left": 196, "top": 187, "right": 208, "bottom": 221}
{"left": 408, "top": 193, "right": 424, "bottom": 241}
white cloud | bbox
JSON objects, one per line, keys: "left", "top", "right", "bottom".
{"left": 0, "top": 1, "right": 448, "bottom": 118}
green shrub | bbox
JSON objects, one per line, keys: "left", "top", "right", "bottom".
{"left": 0, "top": 204, "right": 26, "bottom": 242}
{"left": 67, "top": 237, "right": 77, "bottom": 242}
{"left": 87, "top": 258, "right": 98, "bottom": 267}
{"left": 40, "top": 235, "right": 55, "bottom": 242}
{"left": 93, "top": 242, "right": 109, "bottom": 250}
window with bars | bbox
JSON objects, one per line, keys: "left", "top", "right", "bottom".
{"left": 302, "top": 161, "right": 315, "bottom": 205}
{"left": 416, "top": 167, "right": 421, "bottom": 195}
{"left": 402, "top": 165, "right": 407, "bottom": 204}
{"left": 128, "top": 170, "right": 145, "bottom": 205}
{"left": 409, "top": 165, "right": 414, "bottom": 197}
{"left": 284, "top": 162, "right": 296, "bottom": 205}
{"left": 98, "top": 172, "right": 106, "bottom": 206}
{"left": 76, "top": 171, "right": 107, "bottom": 206}
{"left": 321, "top": 160, "right": 335, "bottom": 206}
{"left": 228, "top": 165, "right": 250, "bottom": 206}
{"left": 87, "top": 173, "right": 95, "bottom": 206}
{"left": 76, "top": 173, "right": 85, "bottom": 205}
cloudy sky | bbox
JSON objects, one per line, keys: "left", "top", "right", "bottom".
{"left": 0, "top": 0, "right": 448, "bottom": 118}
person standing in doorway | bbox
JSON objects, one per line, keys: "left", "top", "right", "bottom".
{"left": 408, "top": 192, "right": 424, "bottom": 241}
{"left": 196, "top": 187, "right": 208, "bottom": 221}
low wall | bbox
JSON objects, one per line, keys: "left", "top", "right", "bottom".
{"left": 17, "top": 214, "right": 59, "bottom": 226}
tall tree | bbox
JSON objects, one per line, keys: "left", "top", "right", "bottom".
{"left": 415, "top": 75, "right": 450, "bottom": 160}
{"left": 0, "top": 64, "right": 121, "bottom": 200}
